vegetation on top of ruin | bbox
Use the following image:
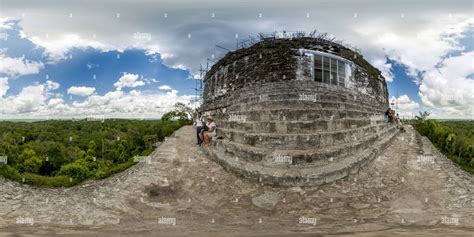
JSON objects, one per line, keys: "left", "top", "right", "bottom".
{"left": 204, "top": 31, "right": 386, "bottom": 96}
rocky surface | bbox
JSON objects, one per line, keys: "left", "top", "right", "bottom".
{"left": 0, "top": 125, "right": 473, "bottom": 236}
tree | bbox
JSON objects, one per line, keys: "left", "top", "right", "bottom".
{"left": 161, "top": 102, "right": 193, "bottom": 121}
{"left": 23, "top": 156, "right": 43, "bottom": 173}
{"left": 87, "top": 140, "right": 97, "bottom": 157}
{"left": 16, "top": 149, "right": 43, "bottom": 173}
{"left": 116, "top": 142, "right": 128, "bottom": 163}
{"left": 64, "top": 146, "right": 85, "bottom": 162}
{"left": 415, "top": 111, "right": 430, "bottom": 123}
{"left": 58, "top": 163, "right": 90, "bottom": 180}
{"left": 143, "top": 134, "right": 158, "bottom": 149}
{"left": 445, "top": 133, "right": 457, "bottom": 155}
{"left": 74, "top": 157, "right": 98, "bottom": 172}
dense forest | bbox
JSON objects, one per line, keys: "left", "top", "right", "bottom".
{"left": 0, "top": 119, "right": 189, "bottom": 187}
{"left": 413, "top": 113, "right": 474, "bottom": 174}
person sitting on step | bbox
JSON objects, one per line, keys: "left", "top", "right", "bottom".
{"left": 200, "top": 116, "right": 217, "bottom": 147}
{"left": 193, "top": 112, "right": 206, "bottom": 145}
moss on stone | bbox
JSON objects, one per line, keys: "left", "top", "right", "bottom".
{"left": 203, "top": 37, "right": 387, "bottom": 104}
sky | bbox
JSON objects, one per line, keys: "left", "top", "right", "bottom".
{"left": 0, "top": 0, "right": 472, "bottom": 119}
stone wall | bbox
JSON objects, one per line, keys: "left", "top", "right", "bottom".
{"left": 200, "top": 37, "right": 398, "bottom": 186}
{"left": 202, "top": 38, "right": 388, "bottom": 109}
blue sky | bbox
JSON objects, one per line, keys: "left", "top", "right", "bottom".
{"left": 1, "top": 22, "right": 194, "bottom": 99}
{"left": 0, "top": 0, "right": 472, "bottom": 119}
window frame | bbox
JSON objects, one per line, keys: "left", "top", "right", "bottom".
{"left": 302, "top": 49, "right": 352, "bottom": 88}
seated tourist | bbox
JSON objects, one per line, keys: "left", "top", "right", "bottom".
{"left": 193, "top": 112, "right": 206, "bottom": 145}
{"left": 384, "top": 108, "right": 390, "bottom": 123}
{"left": 200, "top": 116, "right": 217, "bottom": 147}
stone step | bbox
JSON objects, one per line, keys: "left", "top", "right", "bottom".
{"left": 264, "top": 125, "right": 399, "bottom": 167}
{"left": 216, "top": 124, "right": 398, "bottom": 165}
{"left": 227, "top": 99, "right": 385, "bottom": 114}
{"left": 204, "top": 125, "right": 399, "bottom": 186}
{"left": 217, "top": 118, "right": 386, "bottom": 134}
{"left": 215, "top": 139, "right": 267, "bottom": 162}
{"left": 230, "top": 91, "right": 383, "bottom": 109}
{"left": 219, "top": 123, "right": 390, "bottom": 149}
{"left": 215, "top": 108, "right": 383, "bottom": 122}
{"left": 206, "top": 80, "right": 386, "bottom": 107}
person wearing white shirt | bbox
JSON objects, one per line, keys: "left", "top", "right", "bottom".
{"left": 200, "top": 116, "right": 217, "bottom": 147}
{"left": 193, "top": 112, "right": 206, "bottom": 145}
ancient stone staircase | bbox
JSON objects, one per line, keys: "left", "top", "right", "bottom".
{"left": 202, "top": 81, "right": 400, "bottom": 186}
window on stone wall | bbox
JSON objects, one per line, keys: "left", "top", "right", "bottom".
{"left": 314, "top": 55, "right": 323, "bottom": 82}
{"left": 322, "top": 56, "right": 331, "bottom": 84}
{"left": 338, "top": 60, "right": 346, "bottom": 87}
{"left": 330, "top": 58, "right": 338, "bottom": 85}
{"left": 311, "top": 52, "right": 349, "bottom": 88}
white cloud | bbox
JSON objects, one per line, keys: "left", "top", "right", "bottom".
{"left": 364, "top": 17, "right": 471, "bottom": 78}
{"left": 67, "top": 86, "right": 96, "bottom": 96}
{"left": 0, "top": 84, "right": 46, "bottom": 113}
{"left": 143, "top": 78, "right": 158, "bottom": 84}
{"left": 0, "top": 18, "right": 14, "bottom": 29}
{"left": 353, "top": 16, "right": 473, "bottom": 118}
{"left": 41, "top": 89, "right": 192, "bottom": 119}
{"left": 390, "top": 94, "right": 419, "bottom": 109}
{"left": 1, "top": 1, "right": 473, "bottom": 119}
{"left": 0, "top": 83, "right": 194, "bottom": 118}
{"left": 0, "top": 54, "right": 44, "bottom": 77}
{"left": 158, "top": 85, "right": 172, "bottom": 90}
{"left": 30, "top": 34, "right": 114, "bottom": 63}
{"left": 418, "top": 52, "right": 474, "bottom": 118}
{"left": 129, "top": 90, "right": 141, "bottom": 96}
{"left": 371, "top": 58, "right": 394, "bottom": 82}
{"left": 389, "top": 95, "right": 420, "bottom": 118}
{"left": 47, "top": 98, "right": 65, "bottom": 109}
{"left": 1, "top": 1, "right": 470, "bottom": 76}
{"left": 64, "top": 89, "right": 193, "bottom": 118}
{"left": 114, "top": 73, "right": 145, "bottom": 90}
{"left": 0, "top": 77, "right": 9, "bottom": 97}
{"left": 45, "top": 80, "right": 60, "bottom": 90}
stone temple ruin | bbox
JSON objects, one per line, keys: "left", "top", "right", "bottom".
{"left": 201, "top": 33, "right": 399, "bottom": 186}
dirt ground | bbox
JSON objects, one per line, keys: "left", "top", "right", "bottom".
{"left": 0, "top": 125, "right": 472, "bottom": 236}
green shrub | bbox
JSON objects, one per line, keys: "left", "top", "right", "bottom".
{"left": 58, "top": 163, "right": 91, "bottom": 181}
{"left": 415, "top": 119, "right": 474, "bottom": 174}
{"left": 0, "top": 165, "right": 22, "bottom": 181}
{"left": 23, "top": 156, "right": 43, "bottom": 174}
{"left": 21, "top": 173, "right": 76, "bottom": 187}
